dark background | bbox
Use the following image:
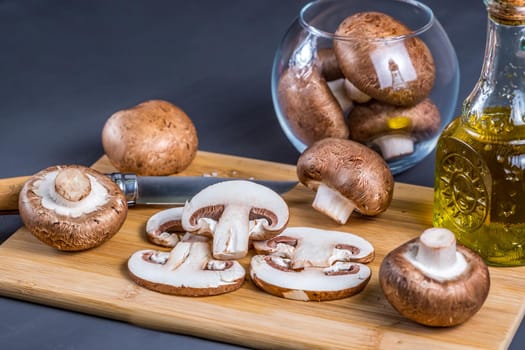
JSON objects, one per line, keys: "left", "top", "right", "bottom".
{"left": 1, "top": 0, "right": 522, "bottom": 349}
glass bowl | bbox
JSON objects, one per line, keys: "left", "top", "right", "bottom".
{"left": 271, "top": 0, "right": 459, "bottom": 174}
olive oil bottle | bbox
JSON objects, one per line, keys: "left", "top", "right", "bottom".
{"left": 434, "top": 0, "right": 525, "bottom": 266}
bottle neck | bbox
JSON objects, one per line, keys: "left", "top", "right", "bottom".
{"left": 463, "top": 9, "right": 525, "bottom": 128}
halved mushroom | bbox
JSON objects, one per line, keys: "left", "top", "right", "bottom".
{"left": 128, "top": 241, "right": 245, "bottom": 296}
{"left": 250, "top": 227, "right": 374, "bottom": 301}
{"left": 347, "top": 98, "right": 441, "bottom": 160}
{"left": 181, "top": 180, "right": 289, "bottom": 260}
{"left": 296, "top": 138, "right": 394, "bottom": 224}
{"left": 333, "top": 12, "right": 435, "bottom": 106}
{"left": 146, "top": 207, "right": 208, "bottom": 247}
{"left": 379, "top": 227, "right": 490, "bottom": 327}
{"left": 18, "top": 165, "right": 127, "bottom": 251}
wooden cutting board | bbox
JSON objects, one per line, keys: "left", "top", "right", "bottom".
{"left": 0, "top": 151, "right": 524, "bottom": 349}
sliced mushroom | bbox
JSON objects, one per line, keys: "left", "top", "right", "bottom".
{"left": 347, "top": 99, "right": 441, "bottom": 160}
{"left": 146, "top": 207, "right": 208, "bottom": 247}
{"left": 128, "top": 241, "right": 245, "bottom": 296}
{"left": 18, "top": 165, "right": 127, "bottom": 251}
{"left": 181, "top": 180, "right": 289, "bottom": 260}
{"left": 296, "top": 138, "right": 394, "bottom": 224}
{"left": 102, "top": 99, "right": 198, "bottom": 176}
{"left": 250, "top": 227, "right": 374, "bottom": 301}
{"left": 379, "top": 228, "right": 490, "bottom": 327}
{"left": 333, "top": 12, "right": 435, "bottom": 106}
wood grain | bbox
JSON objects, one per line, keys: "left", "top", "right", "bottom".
{"left": 0, "top": 151, "right": 523, "bottom": 349}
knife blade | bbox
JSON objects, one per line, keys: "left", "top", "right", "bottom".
{"left": 0, "top": 173, "right": 298, "bottom": 214}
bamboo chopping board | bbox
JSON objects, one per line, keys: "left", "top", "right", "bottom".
{"left": 0, "top": 151, "right": 524, "bottom": 349}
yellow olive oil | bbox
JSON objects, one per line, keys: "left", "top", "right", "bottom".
{"left": 434, "top": 107, "right": 525, "bottom": 266}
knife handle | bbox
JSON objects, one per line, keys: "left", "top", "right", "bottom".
{"left": 0, "top": 176, "right": 30, "bottom": 214}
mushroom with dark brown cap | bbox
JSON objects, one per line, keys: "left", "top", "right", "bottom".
{"left": 102, "top": 99, "right": 198, "bottom": 176}
{"left": 250, "top": 227, "right": 374, "bottom": 301}
{"left": 18, "top": 165, "right": 128, "bottom": 251}
{"left": 296, "top": 138, "right": 394, "bottom": 224}
{"left": 379, "top": 227, "right": 490, "bottom": 327}
{"left": 128, "top": 240, "right": 245, "bottom": 297}
{"left": 333, "top": 11, "right": 435, "bottom": 106}
{"left": 316, "top": 48, "right": 344, "bottom": 81}
{"left": 347, "top": 98, "right": 441, "bottom": 160}
{"left": 181, "top": 180, "right": 289, "bottom": 260}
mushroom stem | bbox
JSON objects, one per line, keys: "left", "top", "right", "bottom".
{"left": 54, "top": 168, "right": 92, "bottom": 202}
{"left": 312, "top": 183, "right": 356, "bottom": 224}
{"left": 327, "top": 79, "right": 354, "bottom": 113}
{"left": 373, "top": 134, "right": 414, "bottom": 160}
{"left": 213, "top": 204, "right": 251, "bottom": 259}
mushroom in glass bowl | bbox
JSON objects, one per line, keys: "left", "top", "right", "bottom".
{"left": 271, "top": 0, "right": 459, "bottom": 174}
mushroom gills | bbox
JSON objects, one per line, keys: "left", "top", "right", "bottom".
{"left": 312, "top": 183, "right": 357, "bottom": 224}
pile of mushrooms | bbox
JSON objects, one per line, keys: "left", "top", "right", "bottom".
{"left": 379, "top": 227, "right": 490, "bottom": 327}
{"left": 18, "top": 165, "right": 128, "bottom": 251}
{"left": 278, "top": 11, "right": 441, "bottom": 161}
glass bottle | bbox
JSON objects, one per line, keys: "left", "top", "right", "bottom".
{"left": 433, "top": 0, "right": 525, "bottom": 266}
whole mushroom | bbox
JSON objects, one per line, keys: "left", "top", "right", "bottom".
{"left": 18, "top": 165, "right": 128, "bottom": 251}
{"left": 379, "top": 227, "right": 490, "bottom": 327}
{"left": 102, "top": 99, "right": 198, "bottom": 176}
{"left": 333, "top": 11, "right": 435, "bottom": 106}
{"left": 347, "top": 98, "right": 441, "bottom": 160}
{"left": 297, "top": 138, "right": 394, "bottom": 224}
{"left": 181, "top": 180, "right": 290, "bottom": 260}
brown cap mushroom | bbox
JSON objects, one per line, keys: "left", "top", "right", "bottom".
{"left": 333, "top": 12, "right": 435, "bottom": 106}
{"left": 316, "top": 48, "right": 344, "bottom": 81}
{"left": 379, "top": 227, "right": 490, "bottom": 327}
{"left": 250, "top": 227, "right": 374, "bottom": 301}
{"left": 128, "top": 240, "right": 245, "bottom": 296}
{"left": 181, "top": 180, "right": 290, "bottom": 260}
{"left": 102, "top": 99, "right": 198, "bottom": 176}
{"left": 296, "top": 138, "right": 394, "bottom": 224}
{"left": 18, "top": 165, "right": 128, "bottom": 251}
{"left": 347, "top": 98, "right": 441, "bottom": 160}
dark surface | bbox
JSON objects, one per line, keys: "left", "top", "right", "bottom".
{"left": 1, "top": 0, "right": 522, "bottom": 349}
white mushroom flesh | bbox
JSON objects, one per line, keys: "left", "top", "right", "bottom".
{"left": 181, "top": 180, "right": 289, "bottom": 260}
{"left": 343, "top": 79, "right": 371, "bottom": 104}
{"left": 146, "top": 207, "right": 184, "bottom": 247}
{"left": 312, "top": 183, "right": 357, "bottom": 224}
{"left": 327, "top": 79, "right": 354, "bottom": 113}
{"left": 128, "top": 242, "right": 245, "bottom": 288}
{"left": 34, "top": 170, "right": 110, "bottom": 218}
{"left": 404, "top": 228, "right": 468, "bottom": 282}
{"left": 373, "top": 134, "right": 415, "bottom": 160}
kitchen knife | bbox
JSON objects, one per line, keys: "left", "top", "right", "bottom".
{"left": 0, "top": 173, "right": 298, "bottom": 214}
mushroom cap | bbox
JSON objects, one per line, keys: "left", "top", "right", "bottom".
{"left": 18, "top": 165, "right": 128, "bottom": 251}
{"left": 250, "top": 227, "right": 374, "bottom": 301}
{"left": 379, "top": 237, "right": 490, "bottom": 327}
{"left": 102, "top": 99, "right": 198, "bottom": 176}
{"left": 316, "top": 48, "right": 344, "bottom": 81}
{"left": 277, "top": 66, "right": 349, "bottom": 146}
{"left": 296, "top": 138, "right": 394, "bottom": 216}
{"left": 128, "top": 241, "right": 245, "bottom": 296}
{"left": 348, "top": 98, "right": 441, "bottom": 142}
{"left": 333, "top": 11, "right": 435, "bottom": 106}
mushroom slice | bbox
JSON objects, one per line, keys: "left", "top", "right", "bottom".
{"left": 128, "top": 241, "right": 245, "bottom": 296}
{"left": 347, "top": 99, "right": 441, "bottom": 160}
{"left": 146, "top": 207, "right": 207, "bottom": 247}
{"left": 18, "top": 165, "right": 127, "bottom": 251}
{"left": 379, "top": 227, "right": 490, "bottom": 327}
{"left": 250, "top": 227, "right": 374, "bottom": 301}
{"left": 296, "top": 138, "right": 394, "bottom": 224}
{"left": 181, "top": 180, "right": 289, "bottom": 260}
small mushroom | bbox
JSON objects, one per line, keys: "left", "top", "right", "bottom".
{"left": 277, "top": 66, "right": 349, "bottom": 146}
{"left": 128, "top": 241, "right": 245, "bottom": 296}
{"left": 296, "top": 138, "right": 394, "bottom": 224}
{"left": 333, "top": 12, "right": 435, "bottom": 106}
{"left": 18, "top": 165, "right": 128, "bottom": 251}
{"left": 250, "top": 227, "right": 374, "bottom": 301}
{"left": 102, "top": 99, "right": 198, "bottom": 176}
{"left": 347, "top": 98, "right": 441, "bottom": 160}
{"left": 379, "top": 227, "right": 490, "bottom": 327}
{"left": 145, "top": 207, "right": 208, "bottom": 247}
{"left": 181, "top": 180, "right": 289, "bottom": 260}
